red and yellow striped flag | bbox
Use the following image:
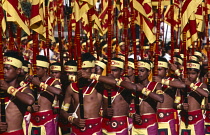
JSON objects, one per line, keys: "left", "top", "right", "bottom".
{"left": 3, "top": 0, "right": 30, "bottom": 35}
{"left": 0, "top": 6, "right": 6, "bottom": 33}
{"left": 164, "top": 1, "right": 180, "bottom": 31}
{"left": 29, "top": 0, "right": 45, "bottom": 35}
{"left": 132, "top": 0, "right": 155, "bottom": 43}
{"left": 181, "top": 0, "right": 202, "bottom": 48}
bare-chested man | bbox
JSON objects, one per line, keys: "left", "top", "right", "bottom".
{"left": 81, "top": 59, "right": 164, "bottom": 135}
{"left": 28, "top": 55, "right": 62, "bottom": 135}
{"left": 121, "top": 60, "right": 164, "bottom": 135}
{"left": 60, "top": 53, "right": 103, "bottom": 135}
{"left": 179, "top": 60, "right": 208, "bottom": 135}
{"left": 153, "top": 57, "right": 185, "bottom": 135}
{"left": 0, "top": 51, "right": 35, "bottom": 134}
{"left": 87, "top": 57, "right": 133, "bottom": 134}
{"left": 59, "top": 60, "right": 78, "bottom": 135}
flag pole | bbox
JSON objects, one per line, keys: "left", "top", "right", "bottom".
{"left": 140, "top": 15, "right": 144, "bottom": 59}
{"left": 153, "top": 0, "right": 161, "bottom": 76}
{"left": 123, "top": 0, "right": 129, "bottom": 76}
{"left": 205, "top": 0, "right": 210, "bottom": 103}
{"left": 76, "top": 20, "right": 84, "bottom": 119}
{"left": 107, "top": 0, "right": 112, "bottom": 108}
{"left": 32, "top": 32, "right": 38, "bottom": 105}
{"left": 57, "top": 0, "right": 64, "bottom": 67}
{"left": 45, "top": 0, "right": 49, "bottom": 61}
{"left": 67, "top": 1, "right": 73, "bottom": 60}
{"left": 131, "top": 0, "right": 139, "bottom": 114}
{"left": 183, "top": 26, "right": 188, "bottom": 128}
{"left": 170, "top": 0, "right": 174, "bottom": 63}
{"left": 88, "top": 9, "right": 94, "bottom": 55}
{"left": 0, "top": 1, "right": 6, "bottom": 122}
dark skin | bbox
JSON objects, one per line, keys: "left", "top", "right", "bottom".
{"left": 80, "top": 66, "right": 133, "bottom": 117}
{"left": 126, "top": 66, "right": 135, "bottom": 82}
{"left": 95, "top": 65, "right": 103, "bottom": 75}
{"left": 60, "top": 67, "right": 103, "bottom": 128}
{"left": 80, "top": 66, "right": 163, "bottom": 124}
{"left": 103, "top": 66, "right": 132, "bottom": 117}
{"left": 0, "top": 64, "right": 34, "bottom": 132}
{"left": 181, "top": 69, "right": 208, "bottom": 111}
{"left": 29, "top": 66, "right": 62, "bottom": 112}
{"left": 152, "top": 67, "right": 185, "bottom": 109}
{"left": 51, "top": 70, "right": 61, "bottom": 79}
{"left": 120, "top": 67, "right": 163, "bottom": 123}
{"left": 50, "top": 69, "right": 62, "bottom": 113}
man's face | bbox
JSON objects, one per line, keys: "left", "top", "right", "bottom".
{"left": 20, "top": 68, "right": 27, "bottom": 78}
{"left": 91, "top": 67, "right": 95, "bottom": 73}
{"left": 138, "top": 67, "right": 149, "bottom": 81}
{"left": 36, "top": 66, "right": 46, "bottom": 78}
{"left": 128, "top": 66, "right": 134, "bottom": 77}
{"left": 4, "top": 64, "right": 20, "bottom": 82}
{"left": 158, "top": 67, "right": 167, "bottom": 78}
{"left": 82, "top": 67, "right": 92, "bottom": 74}
{"left": 111, "top": 66, "right": 122, "bottom": 79}
{"left": 187, "top": 69, "right": 199, "bottom": 82}
{"left": 51, "top": 70, "right": 61, "bottom": 79}
{"left": 66, "top": 71, "right": 76, "bottom": 76}
{"left": 95, "top": 65, "right": 103, "bottom": 75}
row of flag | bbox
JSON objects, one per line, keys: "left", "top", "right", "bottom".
{"left": 0, "top": 0, "right": 210, "bottom": 48}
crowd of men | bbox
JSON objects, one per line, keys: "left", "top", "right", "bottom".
{"left": 0, "top": 37, "right": 210, "bottom": 135}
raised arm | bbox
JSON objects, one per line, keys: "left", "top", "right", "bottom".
{"left": 0, "top": 80, "right": 35, "bottom": 105}
{"left": 31, "top": 77, "right": 62, "bottom": 95}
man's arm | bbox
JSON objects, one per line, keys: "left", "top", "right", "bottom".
{"left": 80, "top": 70, "right": 116, "bottom": 87}
{"left": 31, "top": 77, "right": 62, "bottom": 95}
{"left": 0, "top": 80, "right": 35, "bottom": 106}
{"left": 135, "top": 83, "right": 164, "bottom": 103}
{"left": 44, "top": 80, "right": 62, "bottom": 95}
{"left": 60, "top": 85, "right": 85, "bottom": 128}
{"left": 150, "top": 83, "right": 164, "bottom": 102}
{"left": 194, "top": 83, "right": 209, "bottom": 98}
{"left": 60, "top": 85, "right": 73, "bottom": 120}
{"left": 153, "top": 76, "right": 186, "bottom": 89}
{"left": 18, "top": 88, "right": 35, "bottom": 105}
{"left": 183, "top": 78, "right": 209, "bottom": 97}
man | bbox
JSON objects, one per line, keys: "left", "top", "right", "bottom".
{"left": 179, "top": 60, "right": 208, "bottom": 135}
{"left": 19, "top": 60, "right": 31, "bottom": 87}
{"left": 81, "top": 58, "right": 135, "bottom": 134}
{"left": 64, "top": 60, "right": 78, "bottom": 83}
{"left": 59, "top": 60, "right": 78, "bottom": 135}
{"left": 118, "top": 42, "right": 125, "bottom": 55}
{"left": 50, "top": 62, "right": 62, "bottom": 80}
{"left": 126, "top": 60, "right": 163, "bottom": 135}
{"left": 28, "top": 55, "right": 62, "bottom": 135}
{"left": 170, "top": 55, "right": 183, "bottom": 79}
{"left": 153, "top": 57, "right": 185, "bottom": 135}
{"left": 50, "top": 62, "right": 62, "bottom": 134}
{"left": 82, "top": 59, "right": 164, "bottom": 134}
{"left": 95, "top": 60, "right": 107, "bottom": 76}
{"left": 60, "top": 53, "right": 103, "bottom": 135}
{"left": 20, "top": 60, "right": 32, "bottom": 135}
{"left": 0, "top": 51, "right": 35, "bottom": 134}
{"left": 101, "top": 57, "right": 132, "bottom": 134}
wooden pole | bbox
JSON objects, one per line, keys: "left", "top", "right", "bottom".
{"left": 153, "top": 0, "right": 161, "bottom": 76}
{"left": 107, "top": 0, "right": 112, "bottom": 108}
{"left": 123, "top": 0, "right": 129, "bottom": 76}
{"left": 0, "top": 2, "right": 6, "bottom": 122}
